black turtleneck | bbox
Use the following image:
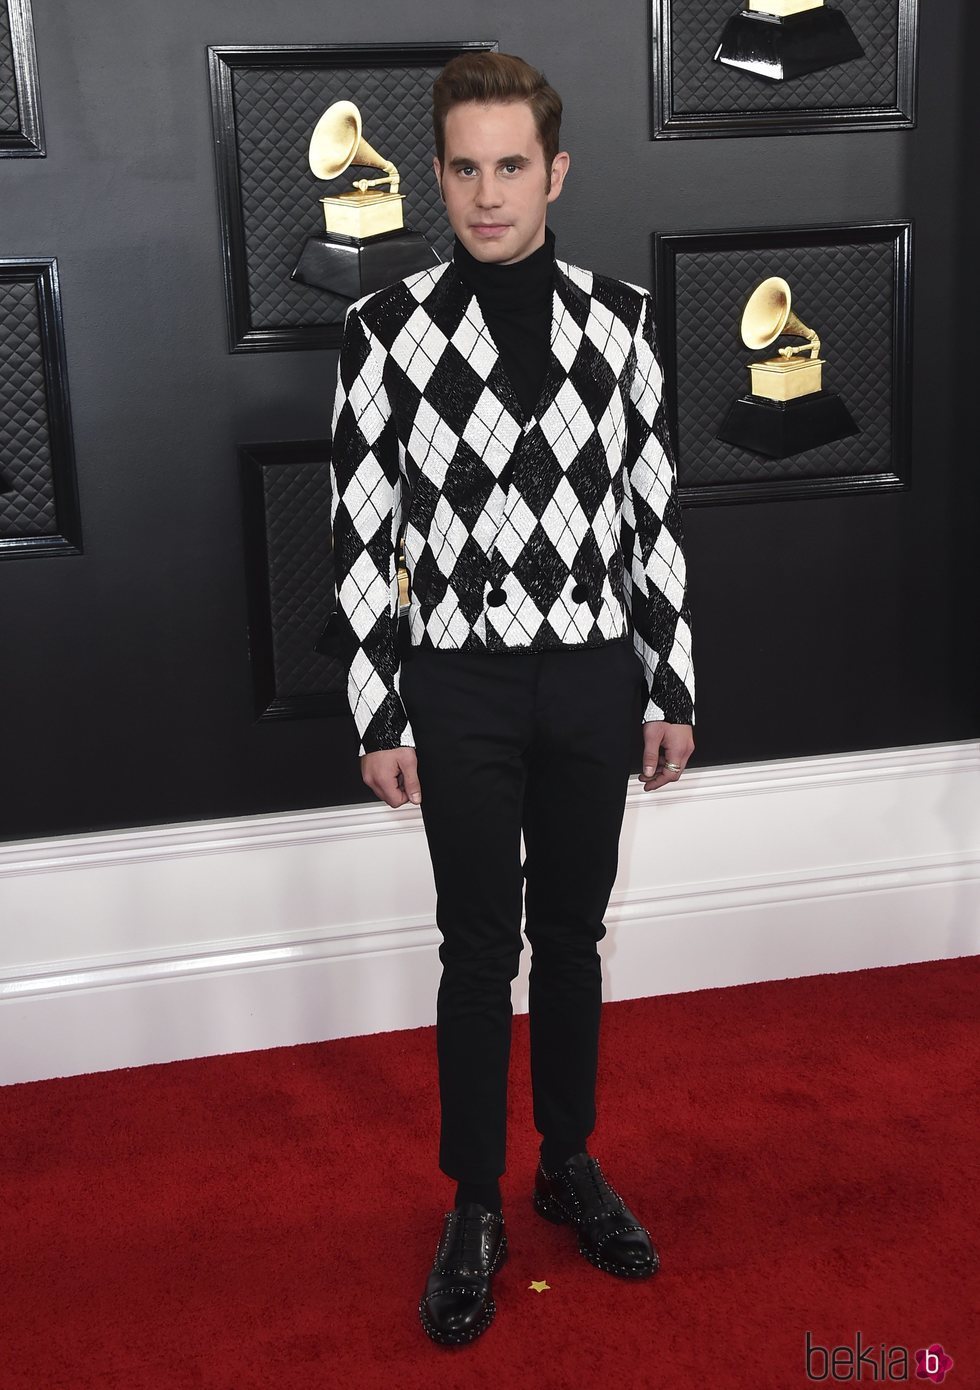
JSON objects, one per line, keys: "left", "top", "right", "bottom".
{"left": 452, "top": 224, "right": 556, "bottom": 421}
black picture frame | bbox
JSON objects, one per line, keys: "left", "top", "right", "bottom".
{"left": 0, "top": 258, "right": 82, "bottom": 558}
{"left": 207, "top": 40, "right": 497, "bottom": 354}
{"left": 651, "top": 0, "right": 918, "bottom": 139}
{"left": 653, "top": 220, "right": 913, "bottom": 505}
{"left": 238, "top": 437, "right": 352, "bottom": 722}
{"left": 0, "top": 0, "right": 44, "bottom": 156}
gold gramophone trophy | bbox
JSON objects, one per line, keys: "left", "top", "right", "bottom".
{"left": 291, "top": 99, "right": 440, "bottom": 301}
{"left": 713, "top": 0, "right": 864, "bottom": 82}
{"left": 715, "top": 276, "right": 859, "bottom": 457}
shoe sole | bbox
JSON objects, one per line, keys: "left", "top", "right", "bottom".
{"left": 532, "top": 1189, "right": 660, "bottom": 1279}
{"left": 418, "top": 1234, "right": 509, "bottom": 1346}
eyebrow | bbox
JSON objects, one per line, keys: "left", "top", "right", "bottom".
{"left": 447, "top": 154, "right": 531, "bottom": 169}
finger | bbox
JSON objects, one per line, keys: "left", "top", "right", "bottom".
{"left": 383, "top": 783, "right": 409, "bottom": 808}
{"left": 661, "top": 760, "right": 688, "bottom": 775}
{"left": 639, "top": 756, "right": 675, "bottom": 789}
{"left": 368, "top": 770, "right": 409, "bottom": 809}
{"left": 641, "top": 741, "right": 665, "bottom": 779}
{"left": 639, "top": 767, "right": 683, "bottom": 791}
{"left": 395, "top": 751, "right": 422, "bottom": 806}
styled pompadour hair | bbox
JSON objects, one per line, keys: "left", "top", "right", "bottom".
{"left": 432, "top": 51, "right": 563, "bottom": 169}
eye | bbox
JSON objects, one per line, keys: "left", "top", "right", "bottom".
{"left": 502, "top": 163, "right": 520, "bottom": 174}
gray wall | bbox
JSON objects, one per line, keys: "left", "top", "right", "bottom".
{"left": 1, "top": 0, "right": 976, "bottom": 842}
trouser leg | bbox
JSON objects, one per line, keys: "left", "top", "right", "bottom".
{"left": 398, "top": 647, "right": 534, "bottom": 1184}
{"left": 521, "top": 637, "right": 640, "bottom": 1159}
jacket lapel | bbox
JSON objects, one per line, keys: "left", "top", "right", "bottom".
{"left": 417, "top": 254, "right": 591, "bottom": 562}
{"left": 464, "top": 258, "right": 590, "bottom": 434}
{"left": 536, "top": 259, "right": 591, "bottom": 423}
{"left": 424, "top": 255, "right": 589, "bottom": 447}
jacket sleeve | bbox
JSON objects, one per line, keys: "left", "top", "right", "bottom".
{"left": 620, "top": 291, "right": 696, "bottom": 726}
{"left": 328, "top": 303, "right": 415, "bottom": 756}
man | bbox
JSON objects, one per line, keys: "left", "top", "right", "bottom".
{"left": 325, "top": 51, "right": 695, "bottom": 1347}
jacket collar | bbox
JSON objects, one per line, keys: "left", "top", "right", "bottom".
{"left": 422, "top": 252, "right": 590, "bottom": 432}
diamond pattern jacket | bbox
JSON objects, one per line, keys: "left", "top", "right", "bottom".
{"left": 322, "top": 253, "right": 695, "bottom": 757}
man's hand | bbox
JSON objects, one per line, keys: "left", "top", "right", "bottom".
{"left": 638, "top": 721, "right": 694, "bottom": 792}
{"left": 360, "top": 747, "right": 423, "bottom": 808}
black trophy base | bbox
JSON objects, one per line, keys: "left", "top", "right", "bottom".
{"left": 291, "top": 228, "right": 441, "bottom": 300}
{"left": 716, "top": 390, "right": 860, "bottom": 458}
{"left": 714, "top": 6, "right": 865, "bottom": 82}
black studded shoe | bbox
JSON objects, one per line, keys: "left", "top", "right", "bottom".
{"left": 418, "top": 1201, "right": 509, "bottom": 1347}
{"left": 532, "top": 1151, "right": 660, "bottom": 1278}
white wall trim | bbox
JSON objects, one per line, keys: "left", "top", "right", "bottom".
{"left": 3, "top": 847, "right": 978, "bottom": 1002}
{"left": 3, "top": 740, "right": 975, "bottom": 879}
{"left": 0, "top": 801, "right": 411, "bottom": 876}
{"left": 2, "top": 739, "right": 978, "bottom": 1084}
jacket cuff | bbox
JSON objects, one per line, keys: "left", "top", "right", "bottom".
{"left": 642, "top": 692, "right": 695, "bottom": 726}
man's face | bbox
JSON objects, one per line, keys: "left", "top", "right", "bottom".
{"left": 433, "top": 99, "right": 570, "bottom": 265}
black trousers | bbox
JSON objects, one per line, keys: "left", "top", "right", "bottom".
{"left": 398, "top": 633, "right": 643, "bottom": 1183}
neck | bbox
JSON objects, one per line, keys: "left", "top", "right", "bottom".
{"left": 452, "top": 224, "right": 556, "bottom": 305}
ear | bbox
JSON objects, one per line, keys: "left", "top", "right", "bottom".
{"left": 432, "top": 156, "right": 444, "bottom": 203}
{"left": 546, "top": 151, "right": 570, "bottom": 204}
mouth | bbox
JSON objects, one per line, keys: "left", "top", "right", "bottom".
{"left": 471, "top": 223, "right": 510, "bottom": 234}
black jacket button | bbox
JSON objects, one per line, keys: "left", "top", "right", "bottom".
{"left": 571, "top": 582, "right": 588, "bottom": 602}
{"left": 314, "top": 609, "right": 350, "bottom": 658}
{"left": 487, "top": 587, "right": 507, "bottom": 606}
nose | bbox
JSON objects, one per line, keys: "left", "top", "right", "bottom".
{"left": 474, "top": 173, "right": 503, "bottom": 209}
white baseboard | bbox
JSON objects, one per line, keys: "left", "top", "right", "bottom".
{"left": 2, "top": 740, "right": 978, "bottom": 1086}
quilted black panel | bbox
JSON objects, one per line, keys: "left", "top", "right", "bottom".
{"left": 0, "top": 2, "right": 18, "bottom": 131}
{"left": 0, "top": 0, "right": 43, "bottom": 153}
{"left": 675, "top": 0, "right": 897, "bottom": 109}
{"left": 656, "top": 225, "right": 911, "bottom": 494}
{"left": 654, "top": 0, "right": 917, "bottom": 133}
{"left": 210, "top": 44, "right": 496, "bottom": 348}
{"left": 262, "top": 456, "right": 337, "bottom": 698}
{"left": 237, "top": 64, "right": 450, "bottom": 329}
{"left": 0, "top": 262, "right": 82, "bottom": 552}
{"left": 239, "top": 439, "right": 355, "bottom": 718}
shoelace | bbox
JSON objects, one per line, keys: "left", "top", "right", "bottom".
{"left": 567, "top": 1159, "right": 622, "bottom": 1215}
{"left": 445, "top": 1210, "right": 493, "bottom": 1273}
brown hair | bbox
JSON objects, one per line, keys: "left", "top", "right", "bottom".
{"left": 432, "top": 51, "right": 563, "bottom": 172}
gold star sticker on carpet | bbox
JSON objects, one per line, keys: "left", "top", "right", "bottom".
{"left": 529, "top": 1279, "right": 550, "bottom": 1293}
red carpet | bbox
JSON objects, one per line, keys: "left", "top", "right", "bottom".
{"left": 2, "top": 955, "right": 976, "bottom": 1389}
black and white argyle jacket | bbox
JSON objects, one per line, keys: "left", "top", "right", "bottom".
{"left": 322, "top": 251, "right": 695, "bottom": 756}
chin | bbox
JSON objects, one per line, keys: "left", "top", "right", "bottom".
{"left": 462, "top": 238, "right": 508, "bottom": 259}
